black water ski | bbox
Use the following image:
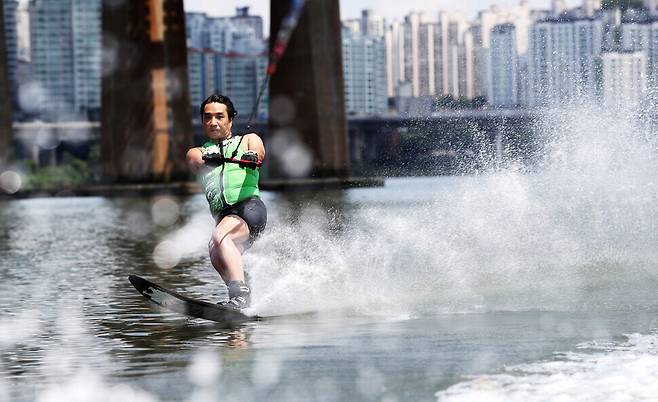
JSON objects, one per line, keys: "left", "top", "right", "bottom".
{"left": 129, "top": 275, "right": 258, "bottom": 323}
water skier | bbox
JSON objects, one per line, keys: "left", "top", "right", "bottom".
{"left": 186, "top": 94, "right": 266, "bottom": 310}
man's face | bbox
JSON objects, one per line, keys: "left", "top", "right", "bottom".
{"left": 202, "top": 102, "right": 232, "bottom": 140}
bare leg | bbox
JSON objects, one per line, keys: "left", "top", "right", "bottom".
{"left": 208, "top": 215, "right": 250, "bottom": 283}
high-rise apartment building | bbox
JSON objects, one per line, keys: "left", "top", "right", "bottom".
{"left": 402, "top": 12, "right": 421, "bottom": 97}
{"left": 418, "top": 23, "right": 436, "bottom": 96}
{"left": 445, "top": 15, "right": 470, "bottom": 98}
{"left": 472, "top": 2, "right": 531, "bottom": 99}
{"left": 528, "top": 16, "right": 603, "bottom": 106}
{"left": 552, "top": 0, "right": 568, "bottom": 15}
{"left": 601, "top": 51, "right": 646, "bottom": 110}
{"left": 186, "top": 12, "right": 208, "bottom": 48}
{"left": 187, "top": 49, "right": 203, "bottom": 111}
{"left": 469, "top": 24, "right": 487, "bottom": 98}
{"left": 621, "top": 21, "right": 652, "bottom": 51}
{"left": 232, "top": 7, "right": 263, "bottom": 39}
{"left": 30, "top": 0, "right": 75, "bottom": 114}
{"left": 582, "top": 0, "right": 601, "bottom": 17}
{"left": 204, "top": 15, "right": 264, "bottom": 55}
{"left": 383, "top": 10, "right": 483, "bottom": 102}
{"left": 187, "top": 47, "right": 268, "bottom": 120}
{"left": 343, "top": 19, "right": 361, "bottom": 35}
{"left": 29, "top": 0, "right": 101, "bottom": 118}
{"left": 423, "top": 11, "right": 473, "bottom": 99}
{"left": 185, "top": 11, "right": 267, "bottom": 119}
{"left": 206, "top": 18, "right": 232, "bottom": 53}
{"left": 221, "top": 52, "right": 268, "bottom": 120}
{"left": 489, "top": 24, "right": 518, "bottom": 107}
{"left": 384, "top": 21, "right": 403, "bottom": 97}
{"left": 573, "top": 19, "right": 603, "bottom": 94}
{"left": 342, "top": 27, "right": 387, "bottom": 116}
{"left": 187, "top": 48, "right": 219, "bottom": 113}
{"left": 620, "top": 20, "right": 658, "bottom": 88}
{"left": 71, "top": 0, "right": 101, "bottom": 113}
{"left": 361, "top": 9, "right": 385, "bottom": 37}
{"left": 644, "top": 0, "right": 658, "bottom": 15}
{"left": 2, "top": 0, "right": 18, "bottom": 106}
{"left": 459, "top": 27, "right": 475, "bottom": 99}
{"left": 598, "top": 8, "right": 622, "bottom": 51}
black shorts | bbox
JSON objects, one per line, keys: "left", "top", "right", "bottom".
{"left": 216, "top": 197, "right": 267, "bottom": 246}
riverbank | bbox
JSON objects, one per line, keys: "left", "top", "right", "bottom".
{"left": 0, "top": 176, "right": 384, "bottom": 199}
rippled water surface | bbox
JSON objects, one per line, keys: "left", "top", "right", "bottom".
{"left": 1, "top": 163, "right": 658, "bottom": 402}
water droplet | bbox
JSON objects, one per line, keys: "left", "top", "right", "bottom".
{"left": 151, "top": 196, "right": 180, "bottom": 227}
{"left": 153, "top": 240, "right": 181, "bottom": 269}
{"left": 0, "top": 170, "right": 22, "bottom": 194}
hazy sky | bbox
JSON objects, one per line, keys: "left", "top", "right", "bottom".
{"left": 183, "top": 0, "right": 583, "bottom": 32}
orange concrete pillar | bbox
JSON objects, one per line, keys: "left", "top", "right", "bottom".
{"left": 101, "top": 0, "right": 192, "bottom": 182}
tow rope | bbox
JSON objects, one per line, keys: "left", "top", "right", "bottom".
{"left": 243, "top": 0, "right": 306, "bottom": 128}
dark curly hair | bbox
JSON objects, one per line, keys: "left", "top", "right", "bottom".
{"left": 199, "top": 94, "right": 237, "bottom": 121}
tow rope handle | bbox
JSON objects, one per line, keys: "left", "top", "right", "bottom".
{"left": 202, "top": 155, "right": 262, "bottom": 169}
{"left": 225, "top": 158, "right": 262, "bottom": 169}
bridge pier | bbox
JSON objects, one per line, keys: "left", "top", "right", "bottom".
{"left": 269, "top": 0, "right": 349, "bottom": 180}
{"left": 100, "top": 0, "right": 192, "bottom": 183}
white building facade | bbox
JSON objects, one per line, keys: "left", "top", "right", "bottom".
{"left": 620, "top": 20, "right": 658, "bottom": 89}
{"left": 383, "top": 10, "right": 491, "bottom": 104}
{"left": 186, "top": 12, "right": 208, "bottom": 49}
{"left": 342, "top": 27, "right": 387, "bottom": 116}
{"left": 187, "top": 47, "right": 268, "bottom": 120}
{"left": 185, "top": 10, "right": 267, "bottom": 119}
{"left": 220, "top": 53, "right": 268, "bottom": 120}
{"left": 528, "top": 17, "right": 603, "bottom": 106}
{"left": 601, "top": 51, "right": 646, "bottom": 111}
{"left": 361, "top": 9, "right": 385, "bottom": 37}
{"left": 472, "top": 2, "right": 532, "bottom": 100}
{"left": 187, "top": 48, "right": 219, "bottom": 114}
{"left": 582, "top": 0, "right": 601, "bottom": 17}
{"left": 71, "top": 0, "right": 101, "bottom": 113}
{"left": 488, "top": 24, "right": 518, "bottom": 107}
{"left": 418, "top": 23, "right": 436, "bottom": 96}
{"left": 27, "top": 0, "right": 102, "bottom": 118}
{"left": 2, "top": 0, "right": 18, "bottom": 105}
{"left": 402, "top": 12, "right": 422, "bottom": 97}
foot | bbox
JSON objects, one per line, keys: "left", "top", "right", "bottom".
{"left": 219, "top": 295, "right": 249, "bottom": 310}
{"left": 219, "top": 280, "right": 250, "bottom": 310}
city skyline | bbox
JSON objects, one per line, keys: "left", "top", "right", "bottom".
{"left": 183, "top": 0, "right": 583, "bottom": 33}
{"left": 6, "top": 0, "right": 652, "bottom": 120}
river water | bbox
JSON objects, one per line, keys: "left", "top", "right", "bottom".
{"left": 2, "top": 109, "right": 658, "bottom": 401}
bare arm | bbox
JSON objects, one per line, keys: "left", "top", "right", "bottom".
{"left": 244, "top": 133, "right": 266, "bottom": 162}
{"left": 186, "top": 147, "right": 205, "bottom": 173}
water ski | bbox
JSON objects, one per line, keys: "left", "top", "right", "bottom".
{"left": 128, "top": 275, "right": 258, "bottom": 324}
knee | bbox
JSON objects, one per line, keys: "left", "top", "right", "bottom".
{"left": 212, "top": 227, "right": 232, "bottom": 249}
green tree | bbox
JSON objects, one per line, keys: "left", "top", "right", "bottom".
{"left": 27, "top": 154, "right": 91, "bottom": 189}
{"left": 435, "top": 95, "right": 456, "bottom": 109}
{"left": 471, "top": 96, "right": 488, "bottom": 109}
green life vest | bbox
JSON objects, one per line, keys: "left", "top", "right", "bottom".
{"left": 200, "top": 136, "right": 260, "bottom": 216}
